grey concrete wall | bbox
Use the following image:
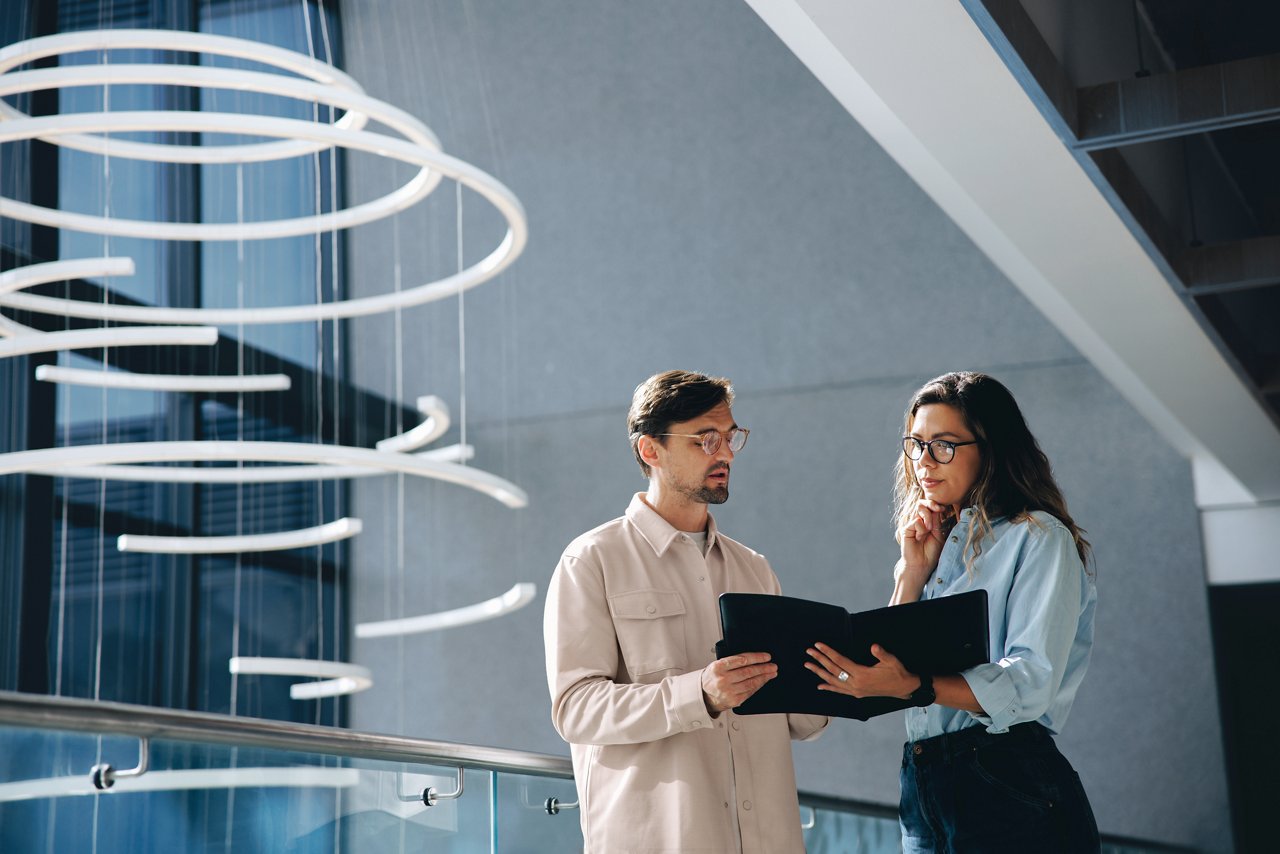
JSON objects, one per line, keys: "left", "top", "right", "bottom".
{"left": 339, "top": 1, "right": 1230, "bottom": 850}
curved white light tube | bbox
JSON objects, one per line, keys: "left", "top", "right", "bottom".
{"left": 0, "top": 112, "right": 444, "bottom": 243}
{"left": 0, "top": 767, "right": 361, "bottom": 802}
{"left": 0, "top": 111, "right": 525, "bottom": 324}
{"left": 0, "top": 326, "right": 218, "bottom": 359}
{"left": 31, "top": 444, "right": 476, "bottom": 484}
{"left": 376, "top": 395, "right": 450, "bottom": 453}
{"left": 229, "top": 657, "right": 373, "bottom": 700}
{"left": 0, "top": 441, "right": 525, "bottom": 507}
{"left": 0, "top": 29, "right": 370, "bottom": 163}
{"left": 0, "top": 115, "right": 523, "bottom": 327}
{"left": 35, "top": 364, "right": 291, "bottom": 393}
{"left": 0, "top": 313, "right": 35, "bottom": 338}
{"left": 0, "top": 65, "right": 437, "bottom": 166}
{"left": 118, "top": 517, "right": 361, "bottom": 555}
{"left": 417, "top": 444, "right": 475, "bottom": 464}
{"left": 0, "top": 256, "right": 135, "bottom": 298}
{"left": 355, "top": 583, "right": 537, "bottom": 639}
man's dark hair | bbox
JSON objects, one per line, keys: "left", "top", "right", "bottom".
{"left": 627, "top": 370, "right": 734, "bottom": 477}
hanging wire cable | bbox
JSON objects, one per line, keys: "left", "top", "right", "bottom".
{"left": 300, "top": 0, "right": 328, "bottom": 727}
{"left": 316, "top": 0, "right": 345, "bottom": 733}
{"left": 91, "top": 12, "right": 112, "bottom": 854}
{"left": 391, "top": 172, "right": 408, "bottom": 746}
{"left": 456, "top": 183, "right": 467, "bottom": 460}
{"left": 460, "top": 0, "right": 525, "bottom": 593}
{"left": 229, "top": 161, "right": 246, "bottom": 718}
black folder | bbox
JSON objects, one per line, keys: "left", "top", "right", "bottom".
{"left": 714, "top": 589, "right": 990, "bottom": 720}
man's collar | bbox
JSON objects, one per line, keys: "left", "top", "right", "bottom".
{"left": 625, "top": 492, "right": 719, "bottom": 557}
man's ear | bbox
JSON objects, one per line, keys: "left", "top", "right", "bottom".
{"left": 637, "top": 434, "right": 662, "bottom": 471}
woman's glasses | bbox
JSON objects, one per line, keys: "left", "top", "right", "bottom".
{"left": 902, "top": 435, "right": 977, "bottom": 464}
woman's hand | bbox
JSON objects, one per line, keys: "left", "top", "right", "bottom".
{"left": 805, "top": 642, "right": 920, "bottom": 700}
{"left": 899, "top": 498, "right": 950, "bottom": 577}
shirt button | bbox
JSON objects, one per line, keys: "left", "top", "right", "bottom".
{"left": 742, "top": 800, "right": 753, "bottom": 811}
{"left": 645, "top": 605, "right": 656, "bottom": 614}
{"left": 731, "top": 721, "right": 741, "bottom": 731}
{"left": 950, "top": 536, "right": 957, "bottom": 543}
{"left": 936, "top": 577, "right": 944, "bottom": 585}
{"left": 691, "top": 720, "right": 702, "bottom": 727}
{"left": 724, "top": 802, "right": 730, "bottom": 809}
{"left": 698, "top": 576, "right": 705, "bottom": 582}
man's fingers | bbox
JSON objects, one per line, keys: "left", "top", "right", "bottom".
{"left": 713, "top": 669, "right": 777, "bottom": 710}
{"left": 729, "top": 671, "right": 776, "bottom": 703}
{"left": 722, "top": 662, "right": 777, "bottom": 685}
{"left": 722, "top": 651, "right": 772, "bottom": 670}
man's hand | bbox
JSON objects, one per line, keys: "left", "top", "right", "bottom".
{"left": 701, "top": 652, "right": 778, "bottom": 714}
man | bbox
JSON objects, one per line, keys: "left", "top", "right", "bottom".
{"left": 544, "top": 369, "right": 828, "bottom": 853}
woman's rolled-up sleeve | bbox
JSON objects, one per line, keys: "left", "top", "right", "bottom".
{"left": 961, "top": 523, "right": 1084, "bottom": 733}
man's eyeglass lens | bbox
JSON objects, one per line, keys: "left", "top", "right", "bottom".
{"left": 700, "top": 430, "right": 748, "bottom": 455}
{"left": 660, "top": 429, "right": 750, "bottom": 455}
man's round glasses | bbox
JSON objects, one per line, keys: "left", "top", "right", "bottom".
{"left": 902, "top": 436, "right": 978, "bottom": 465}
{"left": 658, "top": 428, "right": 750, "bottom": 456}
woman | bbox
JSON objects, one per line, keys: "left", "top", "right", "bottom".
{"left": 806, "top": 371, "right": 1100, "bottom": 853}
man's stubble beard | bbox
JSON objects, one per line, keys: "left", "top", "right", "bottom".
{"left": 683, "top": 484, "right": 728, "bottom": 505}
{"left": 662, "top": 465, "right": 729, "bottom": 506}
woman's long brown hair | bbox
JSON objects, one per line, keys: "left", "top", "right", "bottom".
{"left": 892, "top": 372, "right": 1092, "bottom": 574}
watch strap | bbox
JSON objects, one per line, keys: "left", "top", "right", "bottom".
{"left": 909, "top": 672, "right": 935, "bottom": 707}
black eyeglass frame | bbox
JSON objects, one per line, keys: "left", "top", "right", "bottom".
{"left": 657, "top": 428, "right": 750, "bottom": 456}
{"left": 902, "top": 435, "right": 978, "bottom": 464}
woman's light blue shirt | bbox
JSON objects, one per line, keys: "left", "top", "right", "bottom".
{"left": 905, "top": 509, "right": 1097, "bottom": 741}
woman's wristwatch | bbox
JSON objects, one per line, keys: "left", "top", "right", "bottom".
{"left": 909, "top": 673, "right": 936, "bottom": 707}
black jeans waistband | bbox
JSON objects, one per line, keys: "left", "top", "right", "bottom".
{"left": 903, "top": 721, "right": 1053, "bottom": 766}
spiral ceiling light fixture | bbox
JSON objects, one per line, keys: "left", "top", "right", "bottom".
{"left": 0, "top": 27, "right": 534, "bottom": 704}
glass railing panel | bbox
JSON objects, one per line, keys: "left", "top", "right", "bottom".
{"left": 800, "top": 796, "right": 901, "bottom": 853}
{"left": 493, "top": 769, "right": 582, "bottom": 853}
{"left": 0, "top": 726, "right": 356, "bottom": 853}
{"left": 340, "top": 764, "right": 491, "bottom": 854}
{"left": 0, "top": 725, "right": 496, "bottom": 854}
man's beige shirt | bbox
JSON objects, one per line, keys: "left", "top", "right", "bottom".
{"left": 544, "top": 493, "right": 828, "bottom": 853}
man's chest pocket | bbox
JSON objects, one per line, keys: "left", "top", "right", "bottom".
{"left": 607, "top": 588, "right": 688, "bottom": 680}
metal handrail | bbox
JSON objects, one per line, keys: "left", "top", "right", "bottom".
{"left": 0, "top": 691, "right": 1197, "bottom": 851}
{"left": 0, "top": 690, "right": 573, "bottom": 779}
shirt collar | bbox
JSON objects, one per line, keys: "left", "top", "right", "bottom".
{"left": 625, "top": 492, "right": 720, "bottom": 557}
{"left": 957, "top": 505, "right": 1008, "bottom": 528}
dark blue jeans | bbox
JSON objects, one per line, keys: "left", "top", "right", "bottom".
{"left": 899, "top": 722, "right": 1100, "bottom": 853}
